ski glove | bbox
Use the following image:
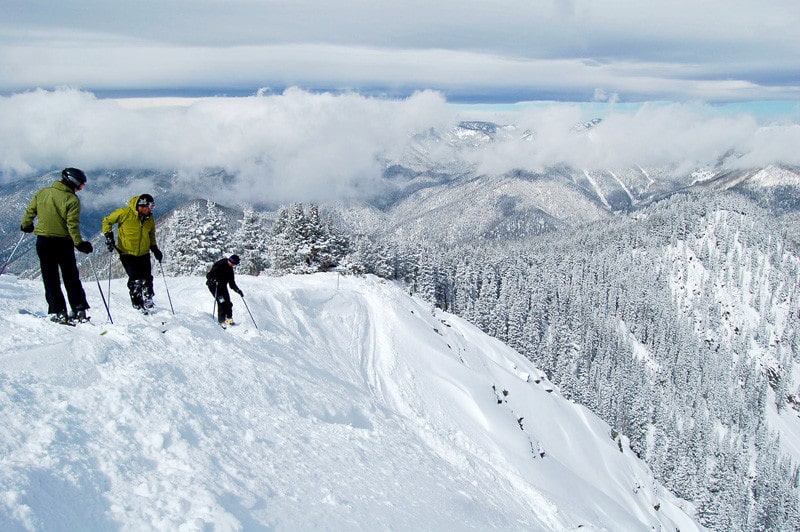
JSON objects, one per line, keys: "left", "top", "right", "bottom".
{"left": 76, "top": 241, "right": 93, "bottom": 254}
{"left": 21, "top": 224, "right": 34, "bottom": 233}
{"left": 150, "top": 245, "right": 163, "bottom": 262}
{"left": 104, "top": 232, "right": 115, "bottom": 252}
{"left": 235, "top": 288, "right": 244, "bottom": 297}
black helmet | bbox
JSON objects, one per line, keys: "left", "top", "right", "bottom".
{"left": 61, "top": 167, "right": 87, "bottom": 187}
{"left": 136, "top": 194, "right": 155, "bottom": 209}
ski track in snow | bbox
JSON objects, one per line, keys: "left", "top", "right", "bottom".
{"left": 0, "top": 272, "right": 701, "bottom": 531}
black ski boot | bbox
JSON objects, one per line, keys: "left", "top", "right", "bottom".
{"left": 142, "top": 284, "right": 155, "bottom": 310}
{"left": 50, "top": 311, "right": 75, "bottom": 326}
{"left": 130, "top": 280, "right": 147, "bottom": 313}
{"left": 70, "top": 309, "right": 90, "bottom": 323}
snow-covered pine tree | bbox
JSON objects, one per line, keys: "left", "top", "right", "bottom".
{"left": 196, "top": 201, "right": 231, "bottom": 270}
{"left": 160, "top": 200, "right": 232, "bottom": 275}
{"left": 314, "top": 205, "right": 351, "bottom": 271}
{"left": 415, "top": 255, "right": 438, "bottom": 307}
{"left": 305, "top": 204, "right": 334, "bottom": 271}
{"left": 270, "top": 205, "right": 294, "bottom": 273}
{"left": 270, "top": 203, "right": 349, "bottom": 274}
{"left": 233, "top": 205, "right": 270, "bottom": 275}
{"left": 161, "top": 201, "right": 204, "bottom": 275}
{"left": 340, "top": 234, "right": 398, "bottom": 278}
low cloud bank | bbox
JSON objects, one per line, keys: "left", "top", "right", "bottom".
{"left": 470, "top": 103, "right": 800, "bottom": 176}
{"left": 1, "top": 88, "right": 799, "bottom": 203}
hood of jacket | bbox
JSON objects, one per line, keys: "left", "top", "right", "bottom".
{"left": 128, "top": 195, "right": 152, "bottom": 217}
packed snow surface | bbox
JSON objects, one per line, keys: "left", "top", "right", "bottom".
{"left": 0, "top": 272, "right": 701, "bottom": 531}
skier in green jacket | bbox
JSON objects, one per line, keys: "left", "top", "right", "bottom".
{"left": 20, "top": 168, "right": 93, "bottom": 324}
{"left": 102, "top": 194, "right": 163, "bottom": 311}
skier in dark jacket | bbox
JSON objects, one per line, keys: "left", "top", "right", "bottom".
{"left": 206, "top": 255, "right": 243, "bottom": 328}
{"left": 20, "top": 167, "right": 93, "bottom": 324}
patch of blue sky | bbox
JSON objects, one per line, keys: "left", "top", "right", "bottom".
{"left": 714, "top": 101, "right": 800, "bottom": 122}
{"left": 83, "top": 84, "right": 800, "bottom": 125}
{"left": 453, "top": 100, "right": 800, "bottom": 124}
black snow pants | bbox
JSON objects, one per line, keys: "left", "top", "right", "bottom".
{"left": 119, "top": 254, "right": 154, "bottom": 307}
{"left": 36, "top": 236, "right": 89, "bottom": 315}
{"left": 207, "top": 279, "right": 233, "bottom": 323}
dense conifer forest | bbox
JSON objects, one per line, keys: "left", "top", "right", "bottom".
{"left": 402, "top": 191, "right": 800, "bottom": 530}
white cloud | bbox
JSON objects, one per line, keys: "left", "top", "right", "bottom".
{"left": 1, "top": 89, "right": 799, "bottom": 205}
{"left": 467, "top": 102, "right": 798, "bottom": 176}
{"left": 0, "top": 88, "right": 457, "bottom": 203}
{"left": 465, "top": 101, "right": 800, "bottom": 177}
{"left": 737, "top": 124, "right": 800, "bottom": 168}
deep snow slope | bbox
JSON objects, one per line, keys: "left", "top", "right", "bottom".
{"left": 0, "top": 272, "right": 701, "bottom": 531}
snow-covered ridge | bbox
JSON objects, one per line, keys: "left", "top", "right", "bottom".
{"left": 0, "top": 273, "right": 701, "bottom": 530}
{"left": 747, "top": 164, "right": 800, "bottom": 188}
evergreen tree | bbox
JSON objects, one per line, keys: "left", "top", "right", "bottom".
{"left": 270, "top": 203, "right": 350, "bottom": 274}
{"left": 270, "top": 205, "right": 295, "bottom": 273}
{"left": 162, "top": 202, "right": 205, "bottom": 275}
{"left": 196, "top": 201, "right": 231, "bottom": 270}
{"left": 233, "top": 205, "right": 270, "bottom": 275}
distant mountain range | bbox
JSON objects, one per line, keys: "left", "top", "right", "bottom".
{"left": 3, "top": 119, "right": 800, "bottom": 274}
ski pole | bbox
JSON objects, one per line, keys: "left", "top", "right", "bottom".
{"left": 88, "top": 254, "right": 113, "bottom": 324}
{"left": 212, "top": 283, "right": 218, "bottom": 320}
{"left": 158, "top": 261, "right": 175, "bottom": 315}
{"left": 107, "top": 253, "right": 113, "bottom": 310}
{"left": 0, "top": 233, "right": 26, "bottom": 277}
{"left": 239, "top": 293, "right": 258, "bottom": 329}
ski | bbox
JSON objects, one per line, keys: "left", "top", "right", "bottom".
{"left": 18, "top": 309, "right": 90, "bottom": 327}
{"left": 70, "top": 311, "right": 91, "bottom": 324}
{"left": 215, "top": 317, "right": 236, "bottom": 330}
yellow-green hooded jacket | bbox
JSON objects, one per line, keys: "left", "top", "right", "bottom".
{"left": 21, "top": 181, "right": 87, "bottom": 246}
{"left": 102, "top": 196, "right": 157, "bottom": 256}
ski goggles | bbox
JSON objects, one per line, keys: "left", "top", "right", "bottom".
{"left": 136, "top": 197, "right": 156, "bottom": 210}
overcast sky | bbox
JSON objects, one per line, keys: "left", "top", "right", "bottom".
{"left": 2, "top": 1, "right": 799, "bottom": 202}
{"left": 2, "top": 0, "right": 799, "bottom": 103}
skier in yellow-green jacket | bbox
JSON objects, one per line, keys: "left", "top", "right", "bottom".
{"left": 20, "top": 168, "right": 93, "bottom": 324}
{"left": 102, "top": 194, "right": 163, "bottom": 311}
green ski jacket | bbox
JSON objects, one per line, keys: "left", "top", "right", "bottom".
{"left": 21, "top": 181, "right": 86, "bottom": 246}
